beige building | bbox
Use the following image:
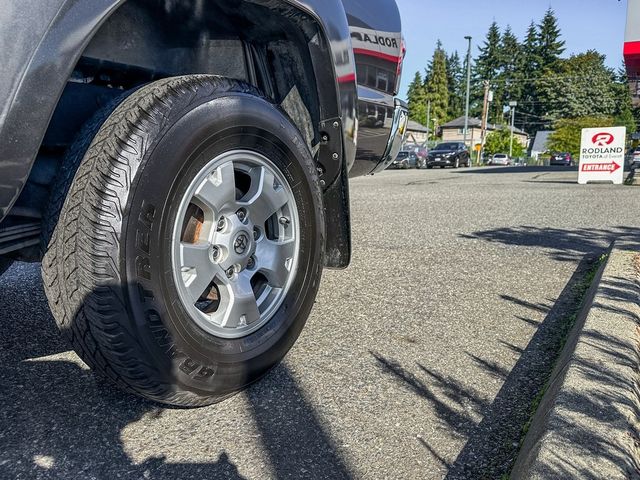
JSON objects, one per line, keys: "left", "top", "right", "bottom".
{"left": 405, "top": 120, "right": 429, "bottom": 144}
{"left": 440, "top": 116, "right": 529, "bottom": 149}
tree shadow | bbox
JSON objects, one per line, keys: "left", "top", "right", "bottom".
{"left": 371, "top": 256, "right": 599, "bottom": 479}
{"left": 457, "top": 166, "right": 576, "bottom": 175}
{"left": 0, "top": 264, "right": 352, "bottom": 479}
{"left": 462, "top": 226, "right": 640, "bottom": 263}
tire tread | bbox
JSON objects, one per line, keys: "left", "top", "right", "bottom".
{"left": 43, "top": 76, "right": 273, "bottom": 406}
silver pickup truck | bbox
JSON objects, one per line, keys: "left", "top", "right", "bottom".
{"left": 0, "top": 0, "right": 407, "bottom": 406}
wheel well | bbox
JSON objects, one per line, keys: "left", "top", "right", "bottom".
{"left": 49, "top": 0, "right": 327, "bottom": 150}
{"left": 7, "top": 0, "right": 338, "bottom": 261}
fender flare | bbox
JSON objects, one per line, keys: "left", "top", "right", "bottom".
{"left": 0, "top": 0, "right": 357, "bottom": 224}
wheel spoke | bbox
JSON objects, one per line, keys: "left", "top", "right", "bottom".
{"left": 220, "top": 273, "right": 260, "bottom": 328}
{"left": 179, "top": 242, "right": 218, "bottom": 304}
{"left": 255, "top": 238, "right": 295, "bottom": 288}
{"left": 194, "top": 162, "right": 236, "bottom": 215}
{"left": 244, "top": 167, "right": 289, "bottom": 225}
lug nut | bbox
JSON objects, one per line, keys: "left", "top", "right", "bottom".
{"left": 247, "top": 256, "right": 256, "bottom": 269}
{"left": 225, "top": 267, "right": 235, "bottom": 279}
{"left": 253, "top": 227, "right": 260, "bottom": 241}
{"left": 236, "top": 208, "right": 247, "bottom": 222}
{"left": 279, "top": 216, "right": 290, "bottom": 226}
{"left": 217, "top": 216, "right": 226, "bottom": 232}
{"left": 211, "top": 246, "right": 221, "bottom": 262}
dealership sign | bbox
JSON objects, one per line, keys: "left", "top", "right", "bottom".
{"left": 578, "top": 127, "right": 626, "bottom": 184}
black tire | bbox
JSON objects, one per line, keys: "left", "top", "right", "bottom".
{"left": 40, "top": 92, "right": 134, "bottom": 251}
{"left": 42, "top": 75, "right": 324, "bottom": 407}
{"left": 427, "top": 166, "right": 433, "bottom": 169}
{"left": 0, "top": 257, "right": 12, "bottom": 277}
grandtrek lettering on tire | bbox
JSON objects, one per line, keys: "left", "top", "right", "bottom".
{"left": 42, "top": 75, "right": 325, "bottom": 407}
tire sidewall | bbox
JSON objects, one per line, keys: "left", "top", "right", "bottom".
{"left": 123, "top": 93, "right": 323, "bottom": 395}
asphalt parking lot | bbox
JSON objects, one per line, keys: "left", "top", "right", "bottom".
{"left": 1, "top": 166, "right": 639, "bottom": 480}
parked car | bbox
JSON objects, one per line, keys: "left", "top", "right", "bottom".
{"left": 404, "top": 143, "right": 428, "bottom": 168}
{"left": 391, "top": 150, "right": 413, "bottom": 169}
{"left": 488, "top": 153, "right": 511, "bottom": 166}
{"left": 426, "top": 142, "right": 471, "bottom": 169}
{"left": 550, "top": 152, "right": 574, "bottom": 166}
{"left": 0, "top": 0, "right": 407, "bottom": 407}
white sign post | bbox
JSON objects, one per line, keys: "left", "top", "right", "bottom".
{"left": 578, "top": 127, "right": 626, "bottom": 185}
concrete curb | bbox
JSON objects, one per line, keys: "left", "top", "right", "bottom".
{"left": 511, "top": 246, "right": 640, "bottom": 479}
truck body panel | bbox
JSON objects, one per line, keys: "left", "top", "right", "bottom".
{"left": 0, "top": 0, "right": 406, "bottom": 266}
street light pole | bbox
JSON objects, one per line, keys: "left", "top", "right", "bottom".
{"left": 426, "top": 99, "right": 431, "bottom": 145}
{"left": 463, "top": 36, "right": 472, "bottom": 161}
{"left": 509, "top": 101, "right": 517, "bottom": 158}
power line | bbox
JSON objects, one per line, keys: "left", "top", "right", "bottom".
{"left": 471, "top": 73, "right": 618, "bottom": 87}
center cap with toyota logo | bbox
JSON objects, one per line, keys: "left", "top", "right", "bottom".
{"left": 234, "top": 233, "right": 250, "bottom": 255}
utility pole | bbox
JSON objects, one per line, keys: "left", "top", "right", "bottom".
{"left": 509, "top": 101, "right": 517, "bottom": 158}
{"left": 463, "top": 36, "right": 472, "bottom": 159}
{"left": 425, "top": 99, "right": 431, "bottom": 145}
{"left": 478, "top": 81, "right": 490, "bottom": 164}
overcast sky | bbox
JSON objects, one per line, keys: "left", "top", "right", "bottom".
{"left": 396, "top": 0, "right": 629, "bottom": 100}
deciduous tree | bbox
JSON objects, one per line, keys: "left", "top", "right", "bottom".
{"left": 484, "top": 128, "right": 525, "bottom": 157}
{"left": 537, "top": 51, "right": 617, "bottom": 122}
{"left": 547, "top": 116, "right": 615, "bottom": 158}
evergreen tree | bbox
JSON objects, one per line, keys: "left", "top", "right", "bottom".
{"left": 500, "top": 27, "right": 524, "bottom": 99}
{"left": 522, "top": 21, "right": 541, "bottom": 73}
{"left": 525, "top": 9, "right": 565, "bottom": 132}
{"left": 424, "top": 41, "right": 450, "bottom": 130}
{"left": 519, "top": 21, "right": 543, "bottom": 132}
{"left": 473, "top": 22, "right": 502, "bottom": 119}
{"left": 475, "top": 22, "right": 502, "bottom": 82}
{"left": 494, "top": 26, "right": 523, "bottom": 125}
{"left": 537, "top": 8, "right": 565, "bottom": 70}
{"left": 446, "top": 51, "right": 465, "bottom": 120}
{"left": 406, "top": 71, "right": 428, "bottom": 125}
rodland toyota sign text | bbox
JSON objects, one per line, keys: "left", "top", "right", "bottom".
{"left": 578, "top": 127, "right": 626, "bottom": 184}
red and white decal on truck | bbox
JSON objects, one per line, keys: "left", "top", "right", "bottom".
{"left": 625, "top": 1, "right": 640, "bottom": 77}
{"left": 350, "top": 26, "right": 403, "bottom": 63}
{"left": 349, "top": 26, "right": 405, "bottom": 94}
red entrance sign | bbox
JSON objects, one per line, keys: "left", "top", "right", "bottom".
{"left": 580, "top": 161, "right": 621, "bottom": 173}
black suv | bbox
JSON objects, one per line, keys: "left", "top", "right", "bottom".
{"left": 0, "top": 0, "right": 407, "bottom": 406}
{"left": 426, "top": 142, "right": 471, "bottom": 169}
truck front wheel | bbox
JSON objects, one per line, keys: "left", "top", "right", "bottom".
{"left": 42, "top": 76, "right": 324, "bottom": 406}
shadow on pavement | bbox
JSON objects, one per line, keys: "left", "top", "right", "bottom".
{"left": 371, "top": 253, "right": 602, "bottom": 479}
{"left": 0, "top": 264, "right": 352, "bottom": 480}
{"left": 458, "top": 166, "right": 577, "bottom": 175}
{"left": 461, "top": 226, "right": 640, "bottom": 262}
